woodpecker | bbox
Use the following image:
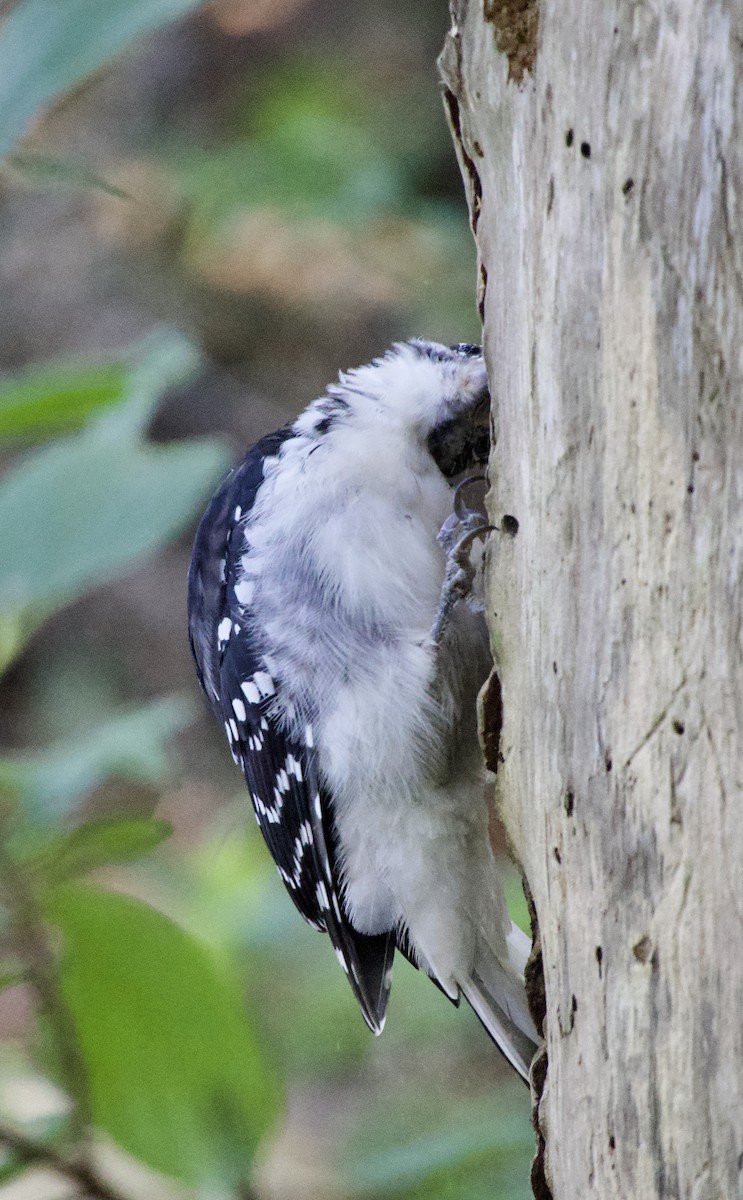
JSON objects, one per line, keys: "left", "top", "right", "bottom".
{"left": 188, "top": 340, "right": 538, "bottom": 1079}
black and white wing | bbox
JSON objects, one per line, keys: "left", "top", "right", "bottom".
{"left": 188, "top": 430, "right": 291, "bottom": 708}
{"left": 188, "top": 432, "right": 394, "bottom": 1033}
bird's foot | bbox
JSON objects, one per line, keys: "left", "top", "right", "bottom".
{"left": 431, "top": 476, "right": 495, "bottom": 646}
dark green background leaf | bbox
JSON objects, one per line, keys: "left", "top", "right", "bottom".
{"left": 26, "top": 816, "right": 172, "bottom": 887}
{"left": 0, "top": 359, "right": 127, "bottom": 444}
{"left": 344, "top": 1088, "right": 533, "bottom": 1200}
{"left": 0, "top": 332, "right": 228, "bottom": 656}
{"left": 45, "top": 884, "right": 281, "bottom": 1184}
{"left": 0, "top": 0, "right": 208, "bottom": 160}
{"left": 0, "top": 696, "right": 193, "bottom": 824}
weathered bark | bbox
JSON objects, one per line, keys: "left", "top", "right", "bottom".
{"left": 440, "top": 3, "right": 743, "bottom": 1198}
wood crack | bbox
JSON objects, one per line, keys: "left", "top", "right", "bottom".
{"left": 622, "top": 676, "right": 688, "bottom": 769}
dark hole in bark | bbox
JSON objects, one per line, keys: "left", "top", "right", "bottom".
{"left": 502, "top": 513, "right": 519, "bottom": 536}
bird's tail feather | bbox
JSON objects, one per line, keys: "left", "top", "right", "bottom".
{"left": 458, "top": 920, "right": 540, "bottom": 1083}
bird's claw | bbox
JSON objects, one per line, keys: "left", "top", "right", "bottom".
{"left": 431, "top": 476, "right": 495, "bottom": 646}
{"left": 437, "top": 475, "right": 488, "bottom": 553}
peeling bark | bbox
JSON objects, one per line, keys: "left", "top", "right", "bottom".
{"left": 441, "top": 3, "right": 743, "bottom": 1197}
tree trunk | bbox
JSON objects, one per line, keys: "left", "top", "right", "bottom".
{"left": 440, "top": 3, "right": 743, "bottom": 1197}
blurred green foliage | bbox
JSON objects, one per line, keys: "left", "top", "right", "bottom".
{"left": 0, "top": 329, "right": 279, "bottom": 1193}
{"left": 0, "top": 699, "right": 193, "bottom": 829}
{"left": 172, "top": 62, "right": 403, "bottom": 228}
{"left": 0, "top": 2, "right": 533, "bottom": 1198}
{"left": 344, "top": 1091, "right": 534, "bottom": 1199}
{"left": 0, "top": 0, "right": 207, "bottom": 158}
{"left": 0, "top": 360, "right": 127, "bottom": 444}
{"left": 0, "top": 334, "right": 225, "bottom": 672}
{"left": 166, "top": 54, "right": 479, "bottom": 341}
{"left": 47, "top": 884, "right": 279, "bottom": 1185}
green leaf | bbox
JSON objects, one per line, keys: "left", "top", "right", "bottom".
{"left": 25, "top": 816, "right": 172, "bottom": 887}
{"left": 503, "top": 865, "right": 531, "bottom": 937}
{"left": 0, "top": 360, "right": 127, "bottom": 444}
{"left": 5, "top": 149, "right": 132, "bottom": 198}
{"left": 0, "top": 963, "right": 26, "bottom": 992}
{"left": 97, "top": 328, "right": 200, "bottom": 440}
{"left": 0, "top": 0, "right": 208, "bottom": 161}
{"left": 0, "top": 695, "right": 193, "bottom": 824}
{"left": 349, "top": 1115, "right": 532, "bottom": 1195}
{"left": 0, "top": 610, "right": 29, "bottom": 676}
{"left": 345, "top": 1090, "right": 533, "bottom": 1199}
{"left": 0, "top": 1153, "right": 26, "bottom": 1188}
{"left": 0, "top": 332, "right": 228, "bottom": 644}
{"left": 45, "top": 884, "right": 281, "bottom": 1185}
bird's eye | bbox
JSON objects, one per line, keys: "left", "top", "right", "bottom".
{"left": 449, "top": 343, "right": 482, "bottom": 358}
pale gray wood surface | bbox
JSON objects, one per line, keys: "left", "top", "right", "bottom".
{"left": 440, "top": 3, "right": 743, "bottom": 1196}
